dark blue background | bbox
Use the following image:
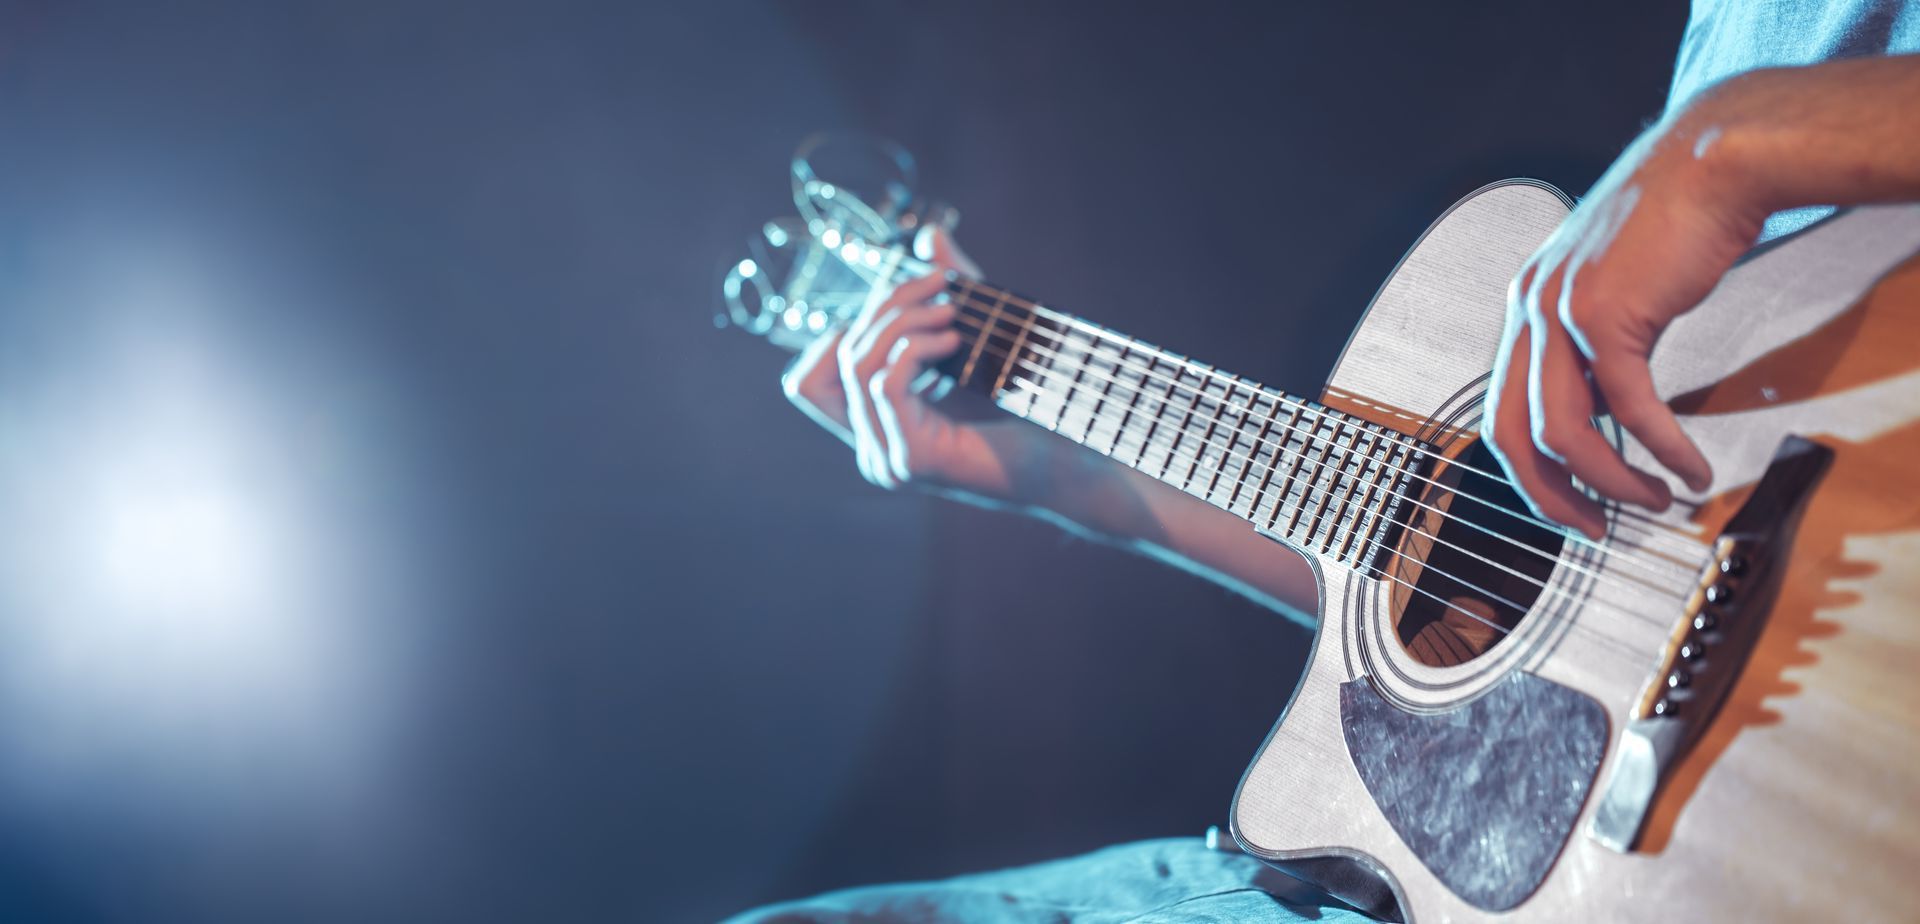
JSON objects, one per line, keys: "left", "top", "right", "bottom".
{"left": 0, "top": 3, "right": 1681, "bottom": 921}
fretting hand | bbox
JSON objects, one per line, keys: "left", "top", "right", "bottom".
{"left": 783, "top": 226, "right": 1038, "bottom": 500}
{"left": 781, "top": 225, "right": 1321, "bottom": 614}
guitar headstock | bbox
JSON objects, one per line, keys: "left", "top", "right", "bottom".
{"left": 718, "top": 134, "right": 953, "bottom": 351}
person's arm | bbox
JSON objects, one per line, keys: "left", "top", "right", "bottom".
{"left": 1484, "top": 54, "right": 1920, "bottom": 537}
{"left": 783, "top": 227, "right": 1321, "bottom": 623}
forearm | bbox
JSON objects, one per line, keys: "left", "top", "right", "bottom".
{"left": 1689, "top": 54, "right": 1920, "bottom": 217}
{"left": 949, "top": 420, "right": 1321, "bottom": 624}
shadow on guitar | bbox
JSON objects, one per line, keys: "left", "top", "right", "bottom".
{"left": 1639, "top": 249, "right": 1920, "bottom": 853}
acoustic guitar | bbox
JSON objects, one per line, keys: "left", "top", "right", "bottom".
{"left": 720, "top": 137, "right": 1920, "bottom": 922}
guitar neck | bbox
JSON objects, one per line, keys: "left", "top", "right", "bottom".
{"left": 936, "top": 273, "right": 1424, "bottom": 571}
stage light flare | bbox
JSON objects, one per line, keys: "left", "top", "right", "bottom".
{"left": 0, "top": 232, "right": 416, "bottom": 822}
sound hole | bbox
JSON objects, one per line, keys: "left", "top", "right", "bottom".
{"left": 1394, "top": 440, "right": 1565, "bottom": 668}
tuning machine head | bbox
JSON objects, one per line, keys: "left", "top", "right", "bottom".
{"left": 718, "top": 134, "right": 948, "bottom": 351}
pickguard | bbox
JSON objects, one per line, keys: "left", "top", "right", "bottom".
{"left": 1339, "top": 672, "right": 1607, "bottom": 911}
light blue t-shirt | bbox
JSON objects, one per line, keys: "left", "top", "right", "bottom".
{"left": 1668, "top": 0, "right": 1920, "bottom": 239}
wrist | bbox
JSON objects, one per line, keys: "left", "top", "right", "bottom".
{"left": 1668, "top": 56, "right": 1920, "bottom": 219}
{"left": 1645, "top": 74, "right": 1777, "bottom": 239}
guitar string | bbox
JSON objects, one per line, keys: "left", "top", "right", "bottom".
{"left": 938, "top": 300, "right": 1702, "bottom": 578}
{"left": 778, "top": 285, "right": 1699, "bottom": 555}
{"left": 837, "top": 239, "right": 1702, "bottom": 544}
{"left": 929, "top": 294, "right": 1708, "bottom": 599}
{"left": 937, "top": 282, "right": 1710, "bottom": 575}
{"left": 822, "top": 243, "right": 1702, "bottom": 650}
{"left": 826, "top": 246, "right": 1710, "bottom": 594}
{"left": 991, "top": 363, "right": 1673, "bottom": 663}
{"left": 994, "top": 355, "right": 1689, "bottom": 626}
{"left": 833, "top": 242, "right": 1708, "bottom": 576}
{"left": 981, "top": 338, "right": 1698, "bottom": 638}
{"left": 945, "top": 265, "right": 1701, "bottom": 539}
{"left": 803, "top": 287, "right": 1681, "bottom": 657}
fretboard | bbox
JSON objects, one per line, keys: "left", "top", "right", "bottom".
{"left": 940, "top": 276, "right": 1425, "bottom": 571}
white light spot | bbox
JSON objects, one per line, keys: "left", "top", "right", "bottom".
{"left": 807, "top": 311, "right": 828, "bottom": 333}
{"left": 737, "top": 258, "right": 758, "bottom": 279}
{"left": 820, "top": 228, "right": 842, "bottom": 249}
{"left": 782, "top": 306, "right": 802, "bottom": 328}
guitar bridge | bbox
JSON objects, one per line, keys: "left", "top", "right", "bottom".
{"left": 1587, "top": 435, "right": 1834, "bottom": 853}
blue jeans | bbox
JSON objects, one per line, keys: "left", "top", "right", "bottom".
{"left": 724, "top": 837, "right": 1380, "bottom": 923}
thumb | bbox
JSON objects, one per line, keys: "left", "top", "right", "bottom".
{"left": 914, "top": 225, "right": 981, "bottom": 279}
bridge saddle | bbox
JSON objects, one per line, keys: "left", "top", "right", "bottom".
{"left": 1588, "top": 435, "right": 1833, "bottom": 853}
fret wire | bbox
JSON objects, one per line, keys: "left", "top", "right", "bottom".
{"left": 1354, "top": 438, "right": 1405, "bottom": 565}
{"left": 990, "top": 303, "right": 1037, "bottom": 397}
{"left": 1259, "top": 401, "right": 1310, "bottom": 533}
{"left": 1079, "top": 336, "right": 1116, "bottom": 445}
{"left": 1334, "top": 427, "right": 1383, "bottom": 564}
{"left": 1369, "top": 439, "right": 1411, "bottom": 558}
{"left": 1201, "top": 375, "right": 1248, "bottom": 504}
{"left": 1271, "top": 408, "right": 1318, "bottom": 535}
{"left": 1227, "top": 390, "right": 1278, "bottom": 518}
{"left": 1322, "top": 425, "right": 1369, "bottom": 546}
{"left": 1098, "top": 341, "right": 1121, "bottom": 443}
{"left": 1300, "top": 427, "right": 1345, "bottom": 547}
{"left": 1183, "top": 369, "right": 1224, "bottom": 494}
{"left": 1124, "top": 354, "right": 1153, "bottom": 469}
{"left": 956, "top": 281, "right": 1008, "bottom": 388}
{"left": 1164, "top": 365, "right": 1210, "bottom": 485}
{"left": 1285, "top": 415, "right": 1338, "bottom": 539}
{"left": 1106, "top": 343, "right": 1139, "bottom": 456}
{"left": 1050, "top": 326, "right": 1087, "bottom": 433}
{"left": 1328, "top": 426, "right": 1379, "bottom": 560}
{"left": 1133, "top": 356, "right": 1176, "bottom": 472}
{"left": 1296, "top": 425, "right": 1338, "bottom": 548}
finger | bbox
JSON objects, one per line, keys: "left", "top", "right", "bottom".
{"left": 1526, "top": 309, "right": 1672, "bottom": 511}
{"left": 842, "top": 303, "right": 959, "bottom": 488}
{"left": 783, "top": 325, "right": 854, "bottom": 445}
{"left": 1485, "top": 325, "right": 1607, "bottom": 539}
{"left": 840, "top": 255, "right": 959, "bottom": 488}
{"left": 875, "top": 269, "right": 953, "bottom": 319}
{"left": 848, "top": 302, "right": 959, "bottom": 384}
{"left": 915, "top": 225, "right": 980, "bottom": 278}
{"left": 837, "top": 317, "right": 890, "bottom": 487}
{"left": 850, "top": 301, "right": 958, "bottom": 371}
{"left": 870, "top": 331, "right": 965, "bottom": 484}
{"left": 844, "top": 267, "right": 948, "bottom": 359}
{"left": 1586, "top": 345, "right": 1713, "bottom": 493}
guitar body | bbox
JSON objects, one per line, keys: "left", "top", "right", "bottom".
{"left": 1232, "top": 182, "right": 1920, "bottom": 921}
